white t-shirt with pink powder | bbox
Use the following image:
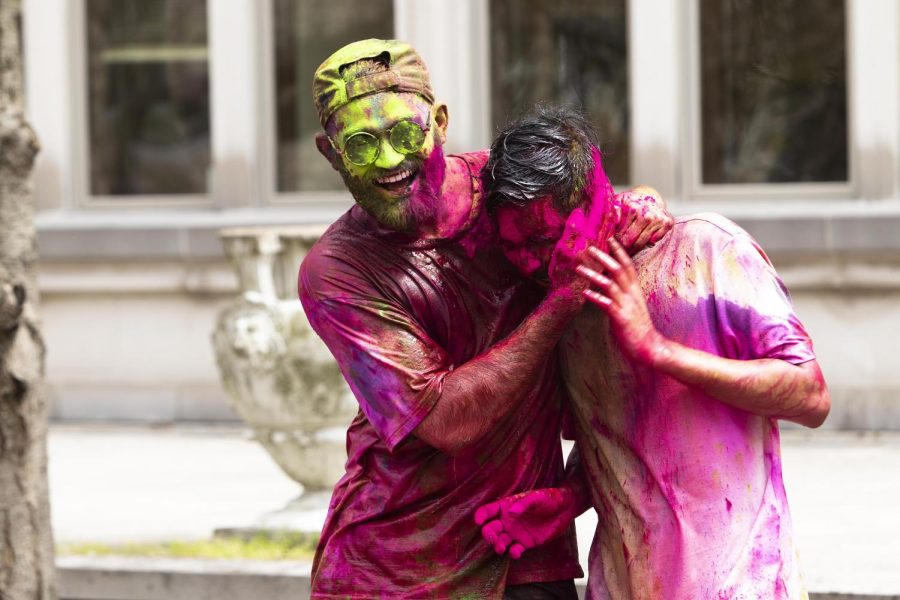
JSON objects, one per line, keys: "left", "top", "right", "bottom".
{"left": 560, "top": 214, "right": 815, "bottom": 600}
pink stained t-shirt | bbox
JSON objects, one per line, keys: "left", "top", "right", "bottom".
{"left": 559, "top": 214, "right": 815, "bottom": 600}
{"left": 298, "top": 152, "right": 582, "bottom": 599}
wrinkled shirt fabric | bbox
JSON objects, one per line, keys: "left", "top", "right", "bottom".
{"left": 299, "top": 152, "right": 582, "bottom": 599}
{"left": 560, "top": 214, "right": 815, "bottom": 600}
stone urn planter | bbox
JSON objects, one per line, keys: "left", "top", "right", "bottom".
{"left": 212, "top": 226, "right": 358, "bottom": 496}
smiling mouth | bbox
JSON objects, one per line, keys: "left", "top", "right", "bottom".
{"left": 374, "top": 167, "right": 418, "bottom": 194}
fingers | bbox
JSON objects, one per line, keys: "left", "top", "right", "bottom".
{"left": 482, "top": 520, "right": 512, "bottom": 555}
{"left": 582, "top": 247, "right": 631, "bottom": 292}
{"left": 616, "top": 227, "right": 640, "bottom": 252}
{"left": 576, "top": 265, "right": 626, "bottom": 313}
{"left": 649, "top": 226, "right": 668, "bottom": 246}
{"left": 586, "top": 245, "right": 623, "bottom": 281}
{"left": 474, "top": 501, "right": 500, "bottom": 526}
{"left": 509, "top": 543, "right": 527, "bottom": 560}
{"left": 495, "top": 532, "right": 512, "bottom": 554}
{"left": 620, "top": 204, "right": 638, "bottom": 230}
{"left": 576, "top": 258, "right": 619, "bottom": 312}
{"left": 575, "top": 263, "right": 610, "bottom": 288}
{"left": 481, "top": 519, "right": 504, "bottom": 546}
{"left": 615, "top": 206, "right": 639, "bottom": 248}
{"left": 577, "top": 242, "right": 641, "bottom": 316}
{"left": 608, "top": 239, "right": 638, "bottom": 282}
{"left": 583, "top": 288, "right": 613, "bottom": 311}
{"left": 631, "top": 223, "right": 660, "bottom": 251}
{"left": 583, "top": 288, "right": 631, "bottom": 328}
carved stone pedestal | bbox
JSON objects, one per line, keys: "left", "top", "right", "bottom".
{"left": 213, "top": 227, "right": 357, "bottom": 495}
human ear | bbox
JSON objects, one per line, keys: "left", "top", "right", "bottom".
{"left": 315, "top": 132, "right": 341, "bottom": 171}
{"left": 432, "top": 103, "right": 449, "bottom": 145}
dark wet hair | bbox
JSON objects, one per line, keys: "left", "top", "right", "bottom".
{"left": 482, "top": 105, "right": 600, "bottom": 214}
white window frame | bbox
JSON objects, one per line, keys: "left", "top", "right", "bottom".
{"left": 483, "top": 0, "right": 636, "bottom": 189}
{"left": 394, "top": 0, "right": 491, "bottom": 155}
{"left": 628, "top": 0, "right": 682, "bottom": 201}
{"left": 257, "top": 0, "right": 358, "bottom": 208}
{"left": 259, "top": 0, "right": 491, "bottom": 207}
{"left": 25, "top": 0, "right": 900, "bottom": 222}
{"left": 69, "top": 0, "right": 216, "bottom": 210}
{"left": 682, "top": 0, "right": 858, "bottom": 203}
{"left": 848, "top": 0, "right": 900, "bottom": 202}
{"left": 24, "top": 0, "right": 74, "bottom": 212}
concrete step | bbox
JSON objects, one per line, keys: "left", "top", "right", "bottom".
{"left": 57, "top": 556, "right": 899, "bottom": 600}
{"left": 58, "top": 556, "right": 311, "bottom": 600}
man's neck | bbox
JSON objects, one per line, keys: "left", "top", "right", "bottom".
{"left": 408, "top": 155, "right": 476, "bottom": 241}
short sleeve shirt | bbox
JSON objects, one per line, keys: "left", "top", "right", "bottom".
{"left": 560, "top": 214, "right": 815, "bottom": 600}
{"left": 299, "top": 153, "right": 583, "bottom": 599}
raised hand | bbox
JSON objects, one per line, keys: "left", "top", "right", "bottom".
{"left": 614, "top": 185, "right": 673, "bottom": 254}
{"left": 577, "top": 238, "right": 665, "bottom": 365}
{"left": 474, "top": 488, "right": 578, "bottom": 560}
{"left": 548, "top": 147, "right": 617, "bottom": 299}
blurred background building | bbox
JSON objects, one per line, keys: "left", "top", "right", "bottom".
{"left": 22, "top": 0, "right": 900, "bottom": 428}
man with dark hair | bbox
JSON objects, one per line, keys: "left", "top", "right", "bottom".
{"left": 476, "top": 106, "right": 830, "bottom": 599}
{"left": 300, "top": 40, "right": 671, "bottom": 598}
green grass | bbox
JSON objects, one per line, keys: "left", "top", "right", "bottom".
{"left": 57, "top": 531, "right": 319, "bottom": 561}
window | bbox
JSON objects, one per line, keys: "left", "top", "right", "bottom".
{"left": 698, "top": 0, "right": 848, "bottom": 184}
{"left": 489, "top": 0, "right": 629, "bottom": 185}
{"left": 272, "top": 0, "right": 394, "bottom": 193}
{"left": 86, "top": 0, "right": 210, "bottom": 195}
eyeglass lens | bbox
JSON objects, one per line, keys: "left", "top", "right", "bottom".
{"left": 343, "top": 120, "right": 427, "bottom": 166}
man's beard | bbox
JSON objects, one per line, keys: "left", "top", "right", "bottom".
{"left": 339, "top": 144, "right": 446, "bottom": 233}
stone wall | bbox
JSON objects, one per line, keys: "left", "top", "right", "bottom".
{"left": 37, "top": 220, "right": 900, "bottom": 430}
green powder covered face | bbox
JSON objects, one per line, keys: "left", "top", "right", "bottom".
{"left": 336, "top": 116, "right": 430, "bottom": 166}
{"left": 325, "top": 92, "right": 446, "bottom": 232}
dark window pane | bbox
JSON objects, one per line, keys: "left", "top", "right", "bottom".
{"left": 274, "top": 0, "right": 394, "bottom": 192}
{"left": 490, "top": 0, "right": 629, "bottom": 184}
{"left": 86, "top": 0, "right": 210, "bottom": 195}
{"left": 700, "top": 0, "right": 848, "bottom": 184}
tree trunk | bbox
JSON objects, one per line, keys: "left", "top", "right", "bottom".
{"left": 0, "top": 0, "right": 56, "bottom": 598}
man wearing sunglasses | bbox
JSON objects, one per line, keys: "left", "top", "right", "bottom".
{"left": 299, "top": 39, "right": 672, "bottom": 599}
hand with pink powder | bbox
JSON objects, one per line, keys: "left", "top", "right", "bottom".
{"left": 577, "top": 238, "right": 664, "bottom": 365}
{"left": 474, "top": 487, "right": 581, "bottom": 560}
{"left": 614, "top": 185, "right": 674, "bottom": 253}
{"left": 578, "top": 238, "right": 831, "bottom": 427}
{"left": 548, "top": 149, "right": 617, "bottom": 299}
{"left": 549, "top": 154, "right": 670, "bottom": 298}
{"left": 547, "top": 208, "right": 598, "bottom": 306}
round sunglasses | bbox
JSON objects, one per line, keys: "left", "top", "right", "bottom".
{"left": 330, "top": 118, "right": 432, "bottom": 166}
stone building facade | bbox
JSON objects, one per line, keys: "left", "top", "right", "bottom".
{"left": 23, "top": 0, "right": 900, "bottom": 429}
